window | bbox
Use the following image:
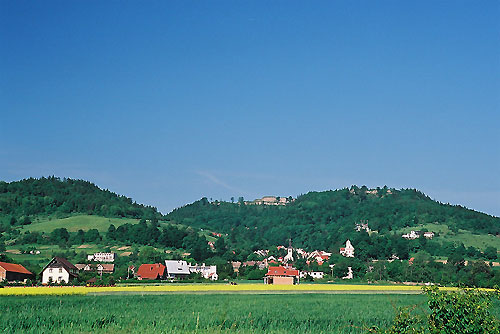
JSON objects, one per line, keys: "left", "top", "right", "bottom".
{"left": 49, "top": 268, "right": 53, "bottom": 273}
{"left": 58, "top": 277, "right": 62, "bottom": 282}
{"left": 59, "top": 268, "right": 63, "bottom": 273}
{"left": 48, "top": 276, "right": 52, "bottom": 281}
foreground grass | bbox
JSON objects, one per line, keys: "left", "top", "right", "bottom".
{"left": 0, "top": 283, "right": 445, "bottom": 296}
{"left": 0, "top": 294, "right": 428, "bottom": 333}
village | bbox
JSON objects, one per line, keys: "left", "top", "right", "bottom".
{"left": 0, "top": 239, "right": 358, "bottom": 286}
{"left": 3, "top": 221, "right": 489, "bottom": 286}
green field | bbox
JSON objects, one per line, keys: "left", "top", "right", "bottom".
{"left": 0, "top": 293, "right": 430, "bottom": 333}
{"left": 398, "top": 223, "right": 500, "bottom": 250}
{"left": 21, "top": 215, "right": 139, "bottom": 233}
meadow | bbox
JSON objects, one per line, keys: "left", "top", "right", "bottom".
{"left": 22, "top": 215, "right": 139, "bottom": 233}
{"left": 0, "top": 293, "right": 428, "bottom": 333}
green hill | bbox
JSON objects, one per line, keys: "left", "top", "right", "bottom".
{"left": 0, "top": 176, "right": 161, "bottom": 229}
{"left": 166, "top": 186, "right": 500, "bottom": 260}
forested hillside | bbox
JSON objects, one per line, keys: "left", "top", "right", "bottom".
{"left": 167, "top": 186, "right": 500, "bottom": 258}
{"left": 0, "top": 177, "right": 161, "bottom": 228}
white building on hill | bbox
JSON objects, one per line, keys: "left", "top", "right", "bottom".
{"left": 340, "top": 240, "right": 355, "bottom": 258}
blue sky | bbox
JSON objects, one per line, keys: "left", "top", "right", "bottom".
{"left": 1, "top": 1, "right": 499, "bottom": 216}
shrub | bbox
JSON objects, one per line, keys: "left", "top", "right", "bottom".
{"left": 382, "top": 287, "right": 500, "bottom": 334}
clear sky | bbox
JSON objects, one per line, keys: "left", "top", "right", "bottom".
{"left": 1, "top": 1, "right": 499, "bottom": 216}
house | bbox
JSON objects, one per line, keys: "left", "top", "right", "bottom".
{"left": 402, "top": 231, "right": 421, "bottom": 240}
{"left": 41, "top": 257, "right": 79, "bottom": 284}
{"left": 307, "top": 250, "right": 331, "bottom": 265}
{"left": 87, "top": 252, "right": 116, "bottom": 262}
{"left": 164, "top": 260, "right": 190, "bottom": 279}
{"left": 263, "top": 266, "right": 299, "bottom": 285}
{"left": 423, "top": 232, "right": 435, "bottom": 239}
{"left": 189, "top": 263, "right": 218, "bottom": 280}
{"left": 75, "top": 263, "right": 115, "bottom": 274}
{"left": 340, "top": 240, "right": 355, "bottom": 257}
{"left": 0, "top": 262, "right": 34, "bottom": 282}
{"left": 300, "top": 271, "right": 324, "bottom": 279}
{"left": 355, "top": 222, "right": 371, "bottom": 233}
{"left": 136, "top": 263, "right": 166, "bottom": 280}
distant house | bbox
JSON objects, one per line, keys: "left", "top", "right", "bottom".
{"left": 0, "top": 262, "right": 34, "bottom": 282}
{"left": 402, "top": 231, "right": 421, "bottom": 240}
{"left": 189, "top": 263, "right": 218, "bottom": 280}
{"left": 164, "top": 260, "right": 190, "bottom": 279}
{"left": 75, "top": 263, "right": 115, "bottom": 274}
{"left": 423, "top": 232, "right": 435, "bottom": 239}
{"left": 300, "top": 271, "right": 324, "bottom": 279}
{"left": 340, "top": 240, "right": 355, "bottom": 258}
{"left": 307, "top": 250, "right": 331, "bottom": 265}
{"left": 41, "top": 257, "right": 79, "bottom": 284}
{"left": 264, "top": 266, "right": 299, "bottom": 285}
{"left": 136, "top": 263, "right": 166, "bottom": 280}
{"left": 87, "top": 252, "right": 116, "bottom": 262}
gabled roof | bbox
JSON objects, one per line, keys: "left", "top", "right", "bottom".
{"left": 137, "top": 263, "right": 166, "bottom": 279}
{"left": 165, "top": 260, "right": 190, "bottom": 275}
{"left": 41, "top": 257, "right": 78, "bottom": 274}
{"left": 265, "top": 266, "right": 299, "bottom": 277}
{"left": 0, "top": 262, "right": 33, "bottom": 275}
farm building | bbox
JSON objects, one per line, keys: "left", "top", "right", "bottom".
{"left": 0, "top": 262, "right": 34, "bottom": 282}
{"left": 264, "top": 266, "right": 299, "bottom": 285}
{"left": 165, "top": 260, "right": 190, "bottom": 279}
{"left": 136, "top": 263, "right": 166, "bottom": 280}
{"left": 41, "top": 257, "right": 79, "bottom": 284}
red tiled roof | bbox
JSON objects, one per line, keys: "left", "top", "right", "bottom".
{"left": 0, "top": 262, "right": 33, "bottom": 275}
{"left": 137, "top": 263, "right": 166, "bottom": 280}
{"left": 265, "top": 266, "right": 299, "bottom": 277}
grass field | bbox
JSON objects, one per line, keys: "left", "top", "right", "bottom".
{"left": 0, "top": 293, "right": 428, "bottom": 333}
{"left": 22, "top": 215, "right": 139, "bottom": 233}
{"left": 398, "top": 223, "right": 500, "bottom": 250}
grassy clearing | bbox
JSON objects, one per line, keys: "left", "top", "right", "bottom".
{"left": 0, "top": 293, "right": 428, "bottom": 333}
{"left": 398, "top": 223, "right": 500, "bottom": 250}
{"left": 22, "top": 215, "right": 139, "bottom": 233}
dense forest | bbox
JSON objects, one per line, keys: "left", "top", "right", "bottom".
{"left": 167, "top": 186, "right": 500, "bottom": 255}
{"left": 0, "top": 177, "right": 161, "bottom": 227}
